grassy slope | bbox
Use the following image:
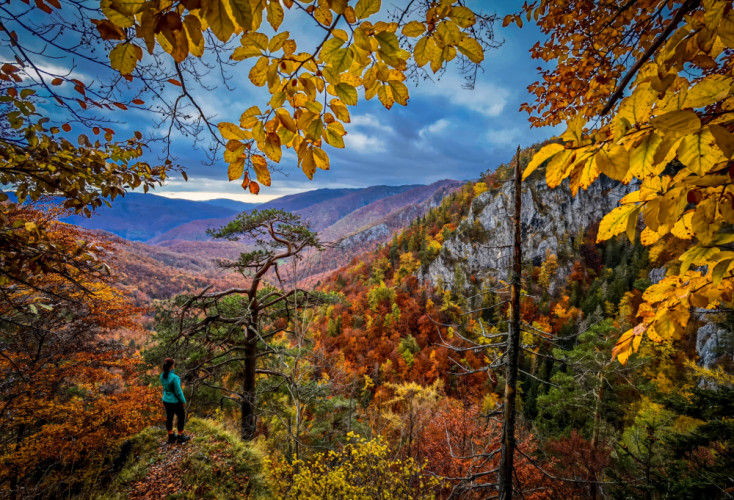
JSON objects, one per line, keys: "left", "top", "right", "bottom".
{"left": 98, "top": 418, "right": 269, "bottom": 499}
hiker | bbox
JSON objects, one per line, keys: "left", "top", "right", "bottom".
{"left": 161, "top": 358, "right": 190, "bottom": 444}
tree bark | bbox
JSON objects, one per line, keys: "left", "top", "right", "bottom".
{"left": 498, "top": 146, "right": 522, "bottom": 500}
{"left": 240, "top": 323, "right": 258, "bottom": 440}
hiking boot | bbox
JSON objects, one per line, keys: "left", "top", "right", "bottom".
{"left": 167, "top": 433, "right": 177, "bottom": 444}
{"left": 176, "top": 433, "right": 191, "bottom": 444}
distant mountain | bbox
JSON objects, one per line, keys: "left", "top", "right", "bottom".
{"left": 147, "top": 184, "right": 426, "bottom": 244}
{"left": 62, "top": 193, "right": 260, "bottom": 241}
{"left": 201, "top": 198, "right": 261, "bottom": 213}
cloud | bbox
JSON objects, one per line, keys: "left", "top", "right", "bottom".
{"left": 350, "top": 113, "right": 394, "bottom": 133}
{"left": 414, "top": 74, "right": 511, "bottom": 117}
{"left": 345, "top": 131, "right": 386, "bottom": 153}
{"left": 485, "top": 127, "right": 521, "bottom": 146}
{"left": 341, "top": 113, "right": 394, "bottom": 153}
{"left": 419, "top": 118, "right": 451, "bottom": 138}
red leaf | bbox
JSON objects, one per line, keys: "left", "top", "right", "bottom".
{"left": 167, "top": 78, "right": 182, "bottom": 86}
{"left": 248, "top": 181, "right": 260, "bottom": 194}
{"left": 51, "top": 78, "right": 63, "bottom": 85}
{"left": 132, "top": 98, "right": 144, "bottom": 105}
{"left": 62, "top": 123, "right": 71, "bottom": 132}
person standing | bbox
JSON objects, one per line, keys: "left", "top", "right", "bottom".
{"left": 160, "top": 358, "right": 190, "bottom": 444}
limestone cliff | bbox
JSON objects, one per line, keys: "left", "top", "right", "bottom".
{"left": 422, "top": 174, "right": 635, "bottom": 288}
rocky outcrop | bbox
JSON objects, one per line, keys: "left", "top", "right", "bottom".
{"left": 422, "top": 175, "right": 636, "bottom": 288}
{"left": 696, "top": 323, "right": 733, "bottom": 370}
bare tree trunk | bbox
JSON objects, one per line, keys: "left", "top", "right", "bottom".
{"left": 241, "top": 324, "right": 258, "bottom": 441}
{"left": 498, "top": 146, "right": 522, "bottom": 500}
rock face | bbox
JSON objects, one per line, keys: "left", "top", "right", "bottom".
{"left": 696, "top": 323, "right": 733, "bottom": 370}
{"left": 422, "top": 174, "right": 635, "bottom": 287}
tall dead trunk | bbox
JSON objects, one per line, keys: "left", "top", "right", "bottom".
{"left": 498, "top": 146, "right": 522, "bottom": 500}
{"left": 241, "top": 323, "right": 258, "bottom": 441}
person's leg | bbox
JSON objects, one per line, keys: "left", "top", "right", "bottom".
{"left": 175, "top": 403, "right": 186, "bottom": 433}
{"left": 175, "top": 403, "right": 190, "bottom": 443}
{"left": 164, "top": 402, "right": 177, "bottom": 442}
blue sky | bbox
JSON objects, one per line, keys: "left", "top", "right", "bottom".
{"left": 16, "top": 1, "right": 557, "bottom": 203}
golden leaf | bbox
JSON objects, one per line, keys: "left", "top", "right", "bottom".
{"left": 402, "top": 21, "right": 426, "bottom": 37}
{"left": 109, "top": 43, "right": 143, "bottom": 75}
{"left": 457, "top": 36, "right": 484, "bottom": 64}
{"left": 650, "top": 110, "right": 701, "bottom": 136}
{"left": 684, "top": 74, "right": 733, "bottom": 108}
{"left": 596, "top": 144, "right": 629, "bottom": 182}
{"left": 204, "top": 0, "right": 234, "bottom": 42}
{"left": 335, "top": 83, "right": 358, "bottom": 105}
{"left": 522, "top": 143, "right": 564, "bottom": 180}
{"left": 597, "top": 203, "right": 641, "bottom": 242}
{"left": 251, "top": 154, "right": 271, "bottom": 186}
{"left": 354, "top": 0, "right": 380, "bottom": 20}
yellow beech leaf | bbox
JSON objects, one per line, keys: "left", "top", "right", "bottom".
{"left": 413, "top": 36, "right": 431, "bottom": 67}
{"left": 575, "top": 155, "right": 599, "bottom": 192}
{"left": 629, "top": 132, "right": 662, "bottom": 178}
{"left": 617, "top": 85, "right": 656, "bottom": 126}
{"left": 684, "top": 74, "right": 733, "bottom": 108}
{"left": 228, "top": 158, "right": 244, "bottom": 181}
{"left": 329, "top": 99, "right": 350, "bottom": 122}
{"left": 650, "top": 110, "right": 701, "bottom": 136}
{"left": 300, "top": 149, "right": 316, "bottom": 179}
{"left": 320, "top": 37, "right": 345, "bottom": 62}
{"left": 184, "top": 15, "right": 204, "bottom": 57}
{"left": 457, "top": 36, "right": 484, "bottom": 64}
{"left": 523, "top": 143, "right": 565, "bottom": 180}
{"left": 449, "top": 6, "right": 476, "bottom": 28}
{"left": 231, "top": 45, "right": 262, "bottom": 60}
{"left": 378, "top": 84, "right": 394, "bottom": 109}
{"left": 388, "top": 80, "right": 408, "bottom": 106}
{"left": 597, "top": 203, "right": 641, "bottom": 242}
{"left": 109, "top": 43, "right": 142, "bottom": 75}
{"left": 402, "top": 21, "right": 426, "bottom": 37}
{"left": 263, "top": 133, "right": 282, "bottom": 162}
{"left": 680, "top": 244, "right": 720, "bottom": 273}
{"left": 275, "top": 109, "right": 297, "bottom": 133}
{"left": 218, "top": 122, "right": 249, "bottom": 140}
{"left": 312, "top": 147, "right": 330, "bottom": 170}
{"left": 596, "top": 144, "right": 629, "bottom": 182}
{"left": 708, "top": 123, "right": 734, "bottom": 158}
{"left": 266, "top": 1, "right": 284, "bottom": 30}
{"left": 330, "top": 47, "right": 354, "bottom": 73}
{"left": 248, "top": 56, "right": 269, "bottom": 86}
{"left": 612, "top": 324, "right": 644, "bottom": 364}
{"left": 354, "top": 0, "right": 380, "bottom": 20}
{"left": 335, "top": 83, "right": 358, "bottom": 105}
{"left": 268, "top": 31, "right": 289, "bottom": 52}
{"left": 240, "top": 105, "right": 261, "bottom": 128}
{"left": 545, "top": 149, "right": 574, "bottom": 188}
{"left": 229, "top": 0, "right": 254, "bottom": 31}
{"left": 641, "top": 227, "right": 663, "bottom": 245}
{"left": 677, "top": 129, "right": 722, "bottom": 175}
{"left": 324, "top": 127, "right": 345, "bottom": 148}
{"left": 204, "top": 0, "right": 234, "bottom": 42}
{"left": 251, "top": 154, "right": 271, "bottom": 186}
{"left": 375, "top": 31, "right": 399, "bottom": 57}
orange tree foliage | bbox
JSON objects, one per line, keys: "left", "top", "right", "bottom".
{"left": 517, "top": 0, "right": 734, "bottom": 363}
{"left": 0, "top": 205, "right": 157, "bottom": 498}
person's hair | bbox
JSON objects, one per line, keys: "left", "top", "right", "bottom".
{"left": 162, "top": 358, "right": 175, "bottom": 380}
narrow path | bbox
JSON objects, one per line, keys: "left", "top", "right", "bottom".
{"left": 127, "top": 439, "right": 193, "bottom": 499}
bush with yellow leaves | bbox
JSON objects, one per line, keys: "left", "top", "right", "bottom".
{"left": 266, "top": 432, "right": 442, "bottom": 499}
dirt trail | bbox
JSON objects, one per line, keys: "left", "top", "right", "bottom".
{"left": 127, "top": 438, "right": 193, "bottom": 499}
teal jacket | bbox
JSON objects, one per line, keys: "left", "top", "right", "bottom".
{"left": 161, "top": 370, "right": 186, "bottom": 404}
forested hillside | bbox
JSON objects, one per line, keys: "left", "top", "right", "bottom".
{"left": 2, "top": 0, "right": 734, "bottom": 499}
